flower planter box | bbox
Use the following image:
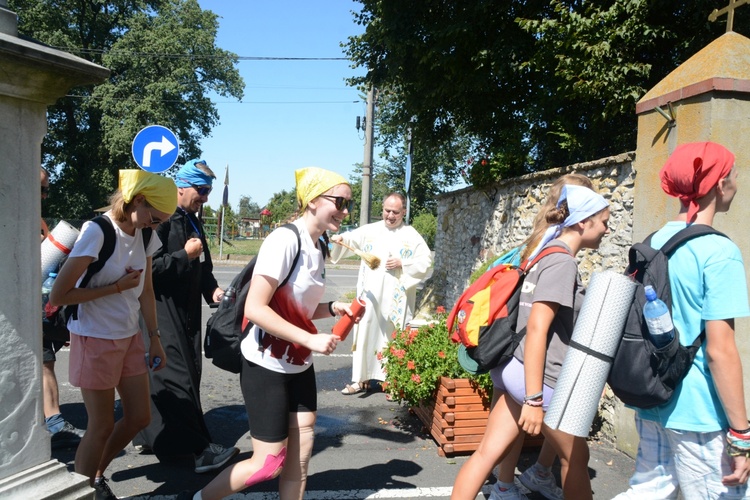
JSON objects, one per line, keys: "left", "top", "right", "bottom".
{"left": 412, "top": 376, "right": 544, "bottom": 457}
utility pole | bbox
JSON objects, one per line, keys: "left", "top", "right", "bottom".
{"left": 360, "top": 86, "right": 375, "bottom": 226}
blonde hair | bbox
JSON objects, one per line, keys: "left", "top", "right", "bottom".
{"left": 520, "top": 173, "right": 593, "bottom": 261}
{"left": 108, "top": 190, "right": 130, "bottom": 222}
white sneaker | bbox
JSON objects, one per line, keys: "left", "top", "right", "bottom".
{"left": 194, "top": 443, "right": 239, "bottom": 473}
{"left": 518, "top": 466, "right": 563, "bottom": 500}
{"left": 488, "top": 481, "right": 529, "bottom": 500}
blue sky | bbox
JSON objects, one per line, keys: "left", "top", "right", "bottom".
{"left": 195, "top": 0, "right": 369, "bottom": 212}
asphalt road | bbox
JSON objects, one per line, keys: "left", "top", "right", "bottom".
{"left": 48, "top": 262, "right": 636, "bottom": 499}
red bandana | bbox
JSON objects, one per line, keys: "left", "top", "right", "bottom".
{"left": 659, "top": 142, "right": 734, "bottom": 223}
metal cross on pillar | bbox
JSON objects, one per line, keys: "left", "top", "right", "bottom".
{"left": 709, "top": 0, "right": 749, "bottom": 32}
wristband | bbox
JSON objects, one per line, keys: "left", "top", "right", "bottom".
{"left": 730, "top": 427, "right": 750, "bottom": 436}
{"left": 727, "top": 431, "right": 750, "bottom": 457}
{"left": 524, "top": 391, "right": 543, "bottom": 402}
{"left": 524, "top": 399, "right": 543, "bottom": 407}
{"left": 328, "top": 301, "right": 336, "bottom": 317}
{"left": 115, "top": 282, "right": 122, "bottom": 294}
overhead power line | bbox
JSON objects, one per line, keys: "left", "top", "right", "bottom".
{"left": 63, "top": 94, "right": 361, "bottom": 105}
{"left": 50, "top": 45, "right": 349, "bottom": 61}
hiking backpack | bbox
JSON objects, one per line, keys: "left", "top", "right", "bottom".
{"left": 204, "top": 224, "right": 301, "bottom": 374}
{"left": 43, "top": 216, "right": 152, "bottom": 342}
{"left": 607, "top": 224, "right": 726, "bottom": 409}
{"left": 447, "top": 246, "right": 571, "bottom": 373}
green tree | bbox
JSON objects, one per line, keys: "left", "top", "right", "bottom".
{"left": 10, "top": 0, "right": 244, "bottom": 218}
{"left": 345, "top": 0, "right": 737, "bottom": 185}
{"left": 264, "top": 189, "right": 297, "bottom": 225}
{"left": 238, "top": 195, "right": 261, "bottom": 219}
{"left": 347, "top": 162, "right": 394, "bottom": 224}
{"left": 411, "top": 212, "right": 436, "bottom": 249}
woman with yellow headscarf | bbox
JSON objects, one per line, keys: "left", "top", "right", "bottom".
{"left": 184, "top": 167, "right": 355, "bottom": 500}
{"left": 50, "top": 169, "right": 176, "bottom": 499}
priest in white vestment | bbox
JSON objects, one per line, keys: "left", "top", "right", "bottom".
{"left": 330, "top": 193, "right": 433, "bottom": 394}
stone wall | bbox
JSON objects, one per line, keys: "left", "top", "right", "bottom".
{"left": 420, "top": 152, "right": 636, "bottom": 313}
{"left": 416, "top": 152, "right": 637, "bottom": 446}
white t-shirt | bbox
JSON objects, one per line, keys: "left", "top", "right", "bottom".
{"left": 240, "top": 219, "right": 325, "bottom": 374}
{"left": 66, "top": 213, "right": 161, "bottom": 339}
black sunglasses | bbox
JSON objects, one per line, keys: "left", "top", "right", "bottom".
{"left": 181, "top": 180, "right": 212, "bottom": 196}
{"left": 320, "top": 195, "right": 353, "bottom": 212}
{"left": 41, "top": 186, "right": 50, "bottom": 195}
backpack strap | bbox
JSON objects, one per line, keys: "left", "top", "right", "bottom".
{"left": 278, "top": 223, "right": 302, "bottom": 288}
{"left": 658, "top": 224, "right": 726, "bottom": 256}
{"left": 70, "top": 217, "right": 152, "bottom": 320}
{"left": 645, "top": 224, "right": 726, "bottom": 349}
{"left": 69, "top": 216, "right": 116, "bottom": 320}
{"left": 520, "top": 245, "right": 572, "bottom": 273}
{"left": 253, "top": 223, "right": 303, "bottom": 347}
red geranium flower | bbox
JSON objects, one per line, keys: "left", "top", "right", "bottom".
{"left": 407, "top": 360, "right": 415, "bottom": 370}
{"left": 436, "top": 306, "right": 446, "bottom": 314}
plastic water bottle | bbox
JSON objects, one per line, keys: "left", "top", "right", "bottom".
{"left": 221, "top": 286, "right": 236, "bottom": 307}
{"left": 42, "top": 272, "right": 57, "bottom": 320}
{"left": 643, "top": 285, "right": 674, "bottom": 348}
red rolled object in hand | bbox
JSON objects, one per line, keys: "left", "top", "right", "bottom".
{"left": 332, "top": 298, "right": 366, "bottom": 341}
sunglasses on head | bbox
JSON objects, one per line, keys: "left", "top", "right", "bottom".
{"left": 180, "top": 180, "right": 212, "bottom": 196}
{"left": 320, "top": 195, "right": 353, "bottom": 212}
{"left": 41, "top": 186, "right": 50, "bottom": 195}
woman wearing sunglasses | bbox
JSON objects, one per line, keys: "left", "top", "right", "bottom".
{"left": 50, "top": 170, "right": 176, "bottom": 499}
{"left": 180, "top": 167, "right": 354, "bottom": 500}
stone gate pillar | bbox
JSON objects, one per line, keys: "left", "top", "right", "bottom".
{"left": 616, "top": 31, "right": 750, "bottom": 456}
{"left": 0, "top": 2, "right": 109, "bottom": 498}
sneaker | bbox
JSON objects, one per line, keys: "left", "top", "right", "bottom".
{"left": 93, "top": 476, "right": 118, "bottom": 500}
{"left": 488, "top": 481, "right": 528, "bottom": 500}
{"left": 194, "top": 443, "right": 239, "bottom": 473}
{"left": 519, "top": 467, "right": 563, "bottom": 500}
{"left": 133, "top": 443, "right": 153, "bottom": 454}
{"left": 50, "top": 421, "right": 85, "bottom": 450}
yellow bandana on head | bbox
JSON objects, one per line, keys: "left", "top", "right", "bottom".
{"left": 119, "top": 169, "right": 177, "bottom": 215}
{"left": 295, "top": 167, "right": 349, "bottom": 211}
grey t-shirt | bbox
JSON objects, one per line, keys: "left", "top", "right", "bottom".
{"left": 513, "top": 240, "right": 583, "bottom": 389}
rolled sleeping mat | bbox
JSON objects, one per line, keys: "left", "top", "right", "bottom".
{"left": 41, "top": 220, "right": 80, "bottom": 278}
{"left": 544, "top": 271, "right": 636, "bottom": 437}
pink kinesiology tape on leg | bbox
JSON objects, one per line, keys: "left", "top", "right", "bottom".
{"left": 244, "top": 447, "right": 287, "bottom": 487}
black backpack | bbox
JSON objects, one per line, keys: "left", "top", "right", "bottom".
{"left": 43, "top": 216, "right": 152, "bottom": 342}
{"left": 204, "top": 224, "right": 302, "bottom": 374}
{"left": 608, "top": 224, "right": 726, "bottom": 409}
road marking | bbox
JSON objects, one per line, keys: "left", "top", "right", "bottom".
{"left": 128, "top": 485, "right": 477, "bottom": 499}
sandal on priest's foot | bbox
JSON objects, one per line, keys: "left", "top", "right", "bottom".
{"left": 341, "top": 382, "right": 365, "bottom": 395}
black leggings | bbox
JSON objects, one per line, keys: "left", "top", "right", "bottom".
{"left": 240, "top": 359, "right": 317, "bottom": 442}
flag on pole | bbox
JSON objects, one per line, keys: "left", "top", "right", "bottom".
{"left": 222, "top": 164, "right": 229, "bottom": 207}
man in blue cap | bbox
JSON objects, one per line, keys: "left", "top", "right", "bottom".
{"left": 133, "top": 159, "right": 238, "bottom": 473}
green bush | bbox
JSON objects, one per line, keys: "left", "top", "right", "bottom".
{"left": 411, "top": 212, "right": 436, "bottom": 249}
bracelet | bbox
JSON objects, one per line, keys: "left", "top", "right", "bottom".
{"left": 115, "top": 283, "right": 122, "bottom": 294}
{"left": 730, "top": 427, "right": 750, "bottom": 436}
{"left": 524, "top": 391, "right": 543, "bottom": 402}
{"left": 148, "top": 329, "right": 161, "bottom": 338}
{"left": 727, "top": 431, "right": 750, "bottom": 457}
{"left": 524, "top": 399, "right": 543, "bottom": 407}
{"left": 328, "top": 301, "right": 336, "bottom": 317}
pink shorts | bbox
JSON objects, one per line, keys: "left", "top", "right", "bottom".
{"left": 69, "top": 332, "right": 147, "bottom": 390}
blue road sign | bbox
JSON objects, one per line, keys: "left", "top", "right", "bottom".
{"left": 131, "top": 125, "right": 179, "bottom": 173}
